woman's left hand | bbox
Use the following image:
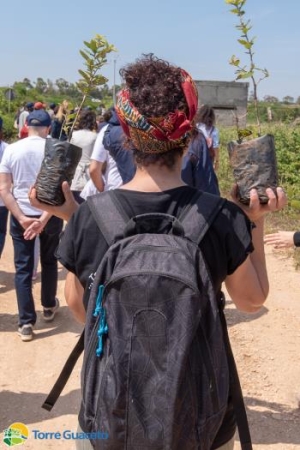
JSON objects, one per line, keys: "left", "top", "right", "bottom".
{"left": 231, "top": 186, "right": 287, "bottom": 223}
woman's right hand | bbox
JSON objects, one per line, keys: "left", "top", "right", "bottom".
{"left": 231, "top": 185, "right": 287, "bottom": 223}
{"left": 29, "top": 182, "right": 79, "bottom": 222}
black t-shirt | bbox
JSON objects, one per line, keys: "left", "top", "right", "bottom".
{"left": 57, "top": 186, "right": 253, "bottom": 449}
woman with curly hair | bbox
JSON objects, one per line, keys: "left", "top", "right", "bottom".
{"left": 29, "top": 54, "right": 286, "bottom": 450}
{"left": 70, "top": 109, "right": 98, "bottom": 203}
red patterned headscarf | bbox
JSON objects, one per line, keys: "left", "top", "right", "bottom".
{"left": 115, "top": 69, "right": 198, "bottom": 154}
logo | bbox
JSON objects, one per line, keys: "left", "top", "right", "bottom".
{"left": 3, "top": 423, "right": 29, "bottom": 447}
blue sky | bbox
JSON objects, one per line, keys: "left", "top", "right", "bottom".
{"left": 2, "top": 0, "right": 299, "bottom": 101}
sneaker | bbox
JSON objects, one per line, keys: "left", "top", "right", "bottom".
{"left": 18, "top": 324, "right": 34, "bottom": 342}
{"left": 43, "top": 298, "right": 60, "bottom": 322}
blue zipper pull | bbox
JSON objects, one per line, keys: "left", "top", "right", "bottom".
{"left": 93, "top": 285, "right": 104, "bottom": 317}
{"left": 93, "top": 284, "right": 108, "bottom": 357}
{"left": 96, "top": 308, "right": 108, "bottom": 357}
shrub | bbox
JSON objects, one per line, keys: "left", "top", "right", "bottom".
{"left": 1, "top": 114, "right": 18, "bottom": 142}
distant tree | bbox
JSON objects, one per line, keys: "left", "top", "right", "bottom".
{"left": 55, "top": 78, "right": 70, "bottom": 94}
{"left": 65, "top": 83, "right": 81, "bottom": 99}
{"left": 263, "top": 95, "right": 279, "bottom": 103}
{"left": 296, "top": 96, "right": 300, "bottom": 105}
{"left": 46, "top": 79, "right": 56, "bottom": 95}
{"left": 88, "top": 87, "right": 104, "bottom": 100}
{"left": 35, "top": 77, "right": 48, "bottom": 93}
{"left": 22, "top": 78, "right": 33, "bottom": 89}
{"left": 282, "top": 95, "right": 294, "bottom": 104}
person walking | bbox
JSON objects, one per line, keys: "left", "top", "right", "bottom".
{"left": 70, "top": 109, "right": 98, "bottom": 204}
{"left": 0, "top": 117, "right": 8, "bottom": 257}
{"left": 29, "top": 54, "right": 286, "bottom": 449}
{"left": 18, "top": 102, "right": 34, "bottom": 138}
{"left": 197, "top": 104, "right": 220, "bottom": 171}
{"left": 0, "top": 110, "right": 63, "bottom": 342}
{"left": 181, "top": 127, "right": 220, "bottom": 195}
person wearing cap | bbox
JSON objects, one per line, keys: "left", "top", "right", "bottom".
{"left": 34, "top": 102, "right": 46, "bottom": 110}
{"left": 18, "top": 102, "right": 34, "bottom": 138}
{"left": 0, "top": 110, "right": 63, "bottom": 342}
{"left": 0, "top": 116, "right": 8, "bottom": 257}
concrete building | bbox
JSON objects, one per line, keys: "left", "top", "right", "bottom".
{"left": 194, "top": 80, "right": 249, "bottom": 127}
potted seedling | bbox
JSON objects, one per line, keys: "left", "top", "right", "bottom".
{"left": 35, "top": 34, "right": 116, "bottom": 205}
{"left": 225, "top": 0, "right": 278, "bottom": 204}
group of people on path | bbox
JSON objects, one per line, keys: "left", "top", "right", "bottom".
{"left": 0, "top": 53, "right": 296, "bottom": 449}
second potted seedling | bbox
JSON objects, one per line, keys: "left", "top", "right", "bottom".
{"left": 225, "top": 0, "right": 278, "bottom": 204}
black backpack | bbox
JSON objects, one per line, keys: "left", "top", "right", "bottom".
{"left": 42, "top": 190, "right": 252, "bottom": 450}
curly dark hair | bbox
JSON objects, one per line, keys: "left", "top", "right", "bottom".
{"left": 196, "top": 105, "right": 215, "bottom": 128}
{"left": 119, "top": 54, "right": 188, "bottom": 117}
{"left": 119, "top": 54, "right": 194, "bottom": 167}
{"left": 76, "top": 110, "right": 97, "bottom": 131}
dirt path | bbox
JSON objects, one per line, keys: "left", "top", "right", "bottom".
{"left": 0, "top": 237, "right": 299, "bottom": 449}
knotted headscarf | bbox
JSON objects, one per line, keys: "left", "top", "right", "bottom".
{"left": 115, "top": 69, "right": 198, "bottom": 154}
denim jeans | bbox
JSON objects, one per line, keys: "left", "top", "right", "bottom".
{"left": 10, "top": 214, "right": 63, "bottom": 326}
{"left": 0, "top": 206, "right": 9, "bottom": 257}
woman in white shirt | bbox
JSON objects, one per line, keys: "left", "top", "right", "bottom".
{"left": 70, "top": 110, "right": 98, "bottom": 204}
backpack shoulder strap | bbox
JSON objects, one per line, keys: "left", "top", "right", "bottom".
{"left": 42, "top": 331, "right": 85, "bottom": 411}
{"left": 87, "top": 190, "right": 130, "bottom": 246}
{"left": 179, "top": 191, "right": 226, "bottom": 245}
{"left": 219, "top": 296, "right": 253, "bottom": 450}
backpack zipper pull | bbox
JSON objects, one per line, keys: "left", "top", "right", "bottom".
{"left": 93, "top": 285, "right": 108, "bottom": 357}
{"left": 93, "top": 285, "right": 104, "bottom": 317}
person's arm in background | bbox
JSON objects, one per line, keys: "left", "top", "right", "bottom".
{"left": 89, "top": 125, "right": 108, "bottom": 192}
{"left": 23, "top": 212, "right": 53, "bottom": 240}
{"left": 89, "top": 160, "right": 105, "bottom": 192}
{"left": 264, "top": 230, "right": 299, "bottom": 248}
{"left": 0, "top": 173, "right": 37, "bottom": 230}
{"left": 225, "top": 186, "right": 287, "bottom": 313}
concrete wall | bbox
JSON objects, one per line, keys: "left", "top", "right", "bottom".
{"left": 194, "top": 80, "right": 249, "bottom": 127}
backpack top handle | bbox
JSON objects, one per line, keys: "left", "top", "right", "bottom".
{"left": 123, "top": 213, "right": 185, "bottom": 238}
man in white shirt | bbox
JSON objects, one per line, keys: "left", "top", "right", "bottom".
{"left": 0, "top": 110, "right": 63, "bottom": 341}
{"left": 0, "top": 117, "right": 8, "bottom": 257}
